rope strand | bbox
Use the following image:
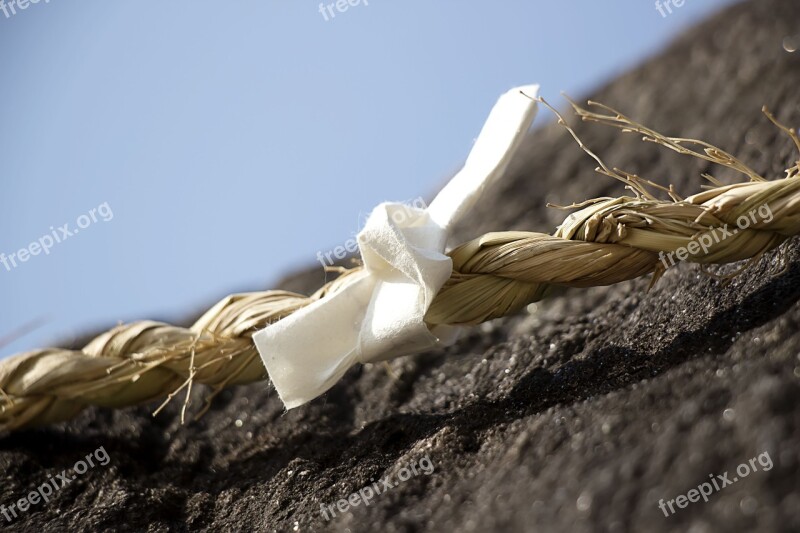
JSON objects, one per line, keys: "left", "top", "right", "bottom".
{"left": 2, "top": 100, "right": 798, "bottom": 433}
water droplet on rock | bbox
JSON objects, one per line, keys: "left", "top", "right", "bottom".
{"left": 740, "top": 496, "right": 757, "bottom": 515}
{"left": 576, "top": 491, "right": 592, "bottom": 512}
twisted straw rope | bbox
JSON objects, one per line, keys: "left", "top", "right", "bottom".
{"left": 2, "top": 100, "right": 799, "bottom": 433}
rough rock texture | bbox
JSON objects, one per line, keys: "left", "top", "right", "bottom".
{"left": 2, "top": 1, "right": 800, "bottom": 531}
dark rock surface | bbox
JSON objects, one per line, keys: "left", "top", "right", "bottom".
{"left": 2, "top": 0, "right": 800, "bottom": 531}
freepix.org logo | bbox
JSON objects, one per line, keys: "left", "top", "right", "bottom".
{"left": 1, "top": 202, "right": 114, "bottom": 273}
{"left": 657, "top": 451, "right": 773, "bottom": 517}
{"left": 1, "top": 446, "right": 111, "bottom": 524}
{"left": 318, "top": 0, "right": 369, "bottom": 22}
{"left": 315, "top": 197, "right": 427, "bottom": 269}
{"left": 320, "top": 455, "right": 434, "bottom": 521}
{"left": 654, "top": 0, "right": 687, "bottom": 18}
{"left": 0, "top": 0, "right": 52, "bottom": 20}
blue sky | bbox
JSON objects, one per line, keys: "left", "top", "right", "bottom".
{"left": 0, "top": 0, "right": 740, "bottom": 358}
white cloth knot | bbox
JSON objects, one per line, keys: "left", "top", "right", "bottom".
{"left": 253, "top": 84, "right": 540, "bottom": 408}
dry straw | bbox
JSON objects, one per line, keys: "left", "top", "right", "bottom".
{"left": 2, "top": 99, "right": 799, "bottom": 433}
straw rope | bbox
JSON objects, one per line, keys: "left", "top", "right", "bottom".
{"left": 1, "top": 100, "right": 798, "bottom": 433}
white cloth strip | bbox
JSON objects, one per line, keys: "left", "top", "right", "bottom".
{"left": 253, "top": 85, "right": 540, "bottom": 409}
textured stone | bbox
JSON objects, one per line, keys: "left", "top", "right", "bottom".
{"left": 2, "top": 1, "right": 799, "bottom": 531}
